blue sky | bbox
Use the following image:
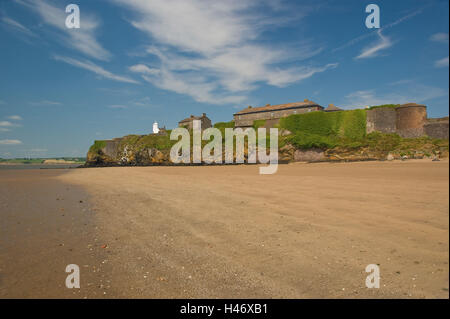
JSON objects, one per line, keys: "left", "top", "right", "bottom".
{"left": 0, "top": 0, "right": 448, "bottom": 158}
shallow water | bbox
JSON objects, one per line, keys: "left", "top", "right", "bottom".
{"left": 0, "top": 164, "right": 82, "bottom": 170}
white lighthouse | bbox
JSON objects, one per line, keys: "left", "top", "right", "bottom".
{"left": 152, "top": 121, "right": 160, "bottom": 134}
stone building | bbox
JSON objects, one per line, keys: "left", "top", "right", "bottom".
{"left": 178, "top": 113, "right": 212, "bottom": 130}
{"left": 233, "top": 99, "right": 323, "bottom": 128}
{"left": 366, "top": 103, "right": 448, "bottom": 139}
{"left": 324, "top": 104, "right": 343, "bottom": 112}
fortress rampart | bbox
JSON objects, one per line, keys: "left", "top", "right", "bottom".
{"left": 366, "top": 103, "right": 448, "bottom": 139}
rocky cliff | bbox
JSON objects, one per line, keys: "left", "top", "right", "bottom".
{"left": 86, "top": 131, "right": 448, "bottom": 167}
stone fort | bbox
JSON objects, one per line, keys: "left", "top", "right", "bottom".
{"left": 233, "top": 100, "right": 448, "bottom": 139}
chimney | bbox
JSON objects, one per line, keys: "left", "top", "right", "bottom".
{"left": 248, "top": 105, "right": 252, "bottom": 108}
{"left": 190, "top": 115, "right": 194, "bottom": 118}
{"left": 266, "top": 104, "right": 270, "bottom": 106}
{"left": 304, "top": 99, "right": 309, "bottom": 102}
{"left": 328, "top": 104, "right": 334, "bottom": 107}
{"left": 202, "top": 113, "right": 206, "bottom": 117}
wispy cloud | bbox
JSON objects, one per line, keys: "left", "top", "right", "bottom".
{"left": 430, "top": 32, "right": 449, "bottom": 44}
{"left": 131, "top": 97, "right": 152, "bottom": 107}
{"left": 355, "top": 30, "right": 392, "bottom": 59}
{"left": 0, "top": 139, "right": 22, "bottom": 145}
{"left": 0, "top": 128, "right": 11, "bottom": 132}
{"left": 435, "top": 56, "right": 449, "bottom": 68}
{"left": 7, "top": 115, "right": 23, "bottom": 120}
{"left": 333, "top": 9, "right": 422, "bottom": 54}
{"left": 1, "top": 15, "right": 36, "bottom": 37}
{"left": 53, "top": 55, "right": 139, "bottom": 84}
{"left": 0, "top": 121, "right": 15, "bottom": 127}
{"left": 17, "top": 0, "right": 111, "bottom": 60}
{"left": 29, "top": 100, "right": 62, "bottom": 106}
{"left": 129, "top": 64, "right": 160, "bottom": 75}
{"left": 114, "top": 0, "right": 335, "bottom": 104}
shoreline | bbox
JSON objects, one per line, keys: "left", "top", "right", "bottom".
{"left": 0, "top": 169, "right": 112, "bottom": 298}
{"left": 1, "top": 160, "right": 448, "bottom": 298}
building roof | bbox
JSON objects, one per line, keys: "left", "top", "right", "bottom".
{"left": 397, "top": 103, "right": 426, "bottom": 108}
{"left": 233, "top": 100, "right": 322, "bottom": 115}
{"left": 324, "top": 104, "right": 342, "bottom": 112}
{"left": 179, "top": 113, "right": 209, "bottom": 123}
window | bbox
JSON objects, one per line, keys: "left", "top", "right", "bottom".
{"left": 271, "top": 112, "right": 274, "bottom": 117}
{"left": 294, "top": 110, "right": 297, "bottom": 114}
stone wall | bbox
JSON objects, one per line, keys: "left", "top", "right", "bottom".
{"left": 395, "top": 104, "right": 427, "bottom": 138}
{"left": 234, "top": 106, "right": 322, "bottom": 127}
{"left": 424, "top": 119, "right": 449, "bottom": 139}
{"left": 366, "top": 107, "right": 397, "bottom": 134}
{"left": 103, "top": 138, "right": 122, "bottom": 158}
{"left": 366, "top": 104, "right": 448, "bottom": 139}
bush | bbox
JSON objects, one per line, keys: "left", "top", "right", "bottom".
{"left": 365, "top": 132, "right": 401, "bottom": 151}
{"left": 213, "top": 121, "right": 235, "bottom": 130}
{"left": 279, "top": 109, "right": 367, "bottom": 149}
{"left": 285, "top": 132, "right": 338, "bottom": 150}
{"left": 253, "top": 120, "right": 266, "bottom": 129}
{"left": 89, "top": 140, "right": 106, "bottom": 153}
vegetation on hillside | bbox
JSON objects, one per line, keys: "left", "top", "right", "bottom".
{"left": 279, "top": 109, "right": 367, "bottom": 149}
{"left": 87, "top": 107, "right": 448, "bottom": 163}
{"left": 118, "top": 132, "right": 175, "bottom": 152}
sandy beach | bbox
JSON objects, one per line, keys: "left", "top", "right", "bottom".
{"left": 0, "top": 160, "right": 448, "bottom": 298}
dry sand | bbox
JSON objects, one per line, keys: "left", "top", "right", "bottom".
{"left": 1, "top": 160, "right": 448, "bottom": 298}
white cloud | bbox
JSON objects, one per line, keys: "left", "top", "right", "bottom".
{"left": 0, "top": 128, "right": 11, "bottom": 132}
{"left": 0, "top": 121, "right": 15, "bottom": 127}
{"left": 53, "top": 55, "right": 139, "bottom": 84}
{"left": 355, "top": 30, "right": 392, "bottom": 59}
{"left": 1, "top": 15, "right": 36, "bottom": 37}
{"left": 8, "top": 115, "right": 22, "bottom": 120}
{"left": 430, "top": 33, "right": 449, "bottom": 44}
{"left": 29, "top": 100, "right": 62, "bottom": 106}
{"left": 17, "top": 0, "right": 110, "bottom": 60}
{"left": 435, "top": 56, "right": 449, "bottom": 68}
{"left": 0, "top": 139, "right": 22, "bottom": 145}
{"left": 114, "top": 0, "right": 335, "bottom": 104}
{"left": 129, "top": 64, "right": 160, "bottom": 75}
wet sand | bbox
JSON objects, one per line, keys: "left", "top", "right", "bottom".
{"left": 0, "top": 169, "right": 112, "bottom": 298}
{"left": 1, "top": 160, "right": 449, "bottom": 298}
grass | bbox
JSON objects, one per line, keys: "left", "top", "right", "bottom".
{"left": 118, "top": 133, "right": 176, "bottom": 152}
{"left": 89, "top": 140, "right": 107, "bottom": 153}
